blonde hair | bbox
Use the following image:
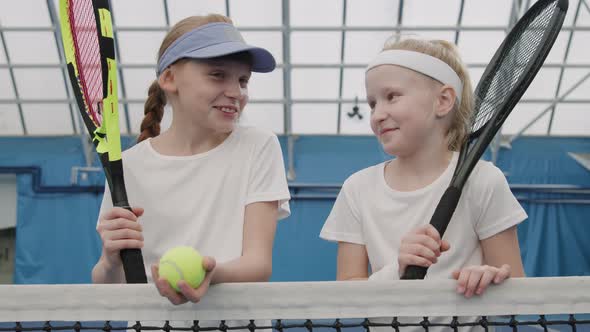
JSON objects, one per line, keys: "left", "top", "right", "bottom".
{"left": 137, "top": 14, "right": 234, "bottom": 143}
{"left": 382, "top": 38, "right": 474, "bottom": 151}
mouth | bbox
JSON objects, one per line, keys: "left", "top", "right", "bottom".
{"left": 214, "top": 106, "right": 239, "bottom": 117}
{"left": 380, "top": 127, "right": 399, "bottom": 135}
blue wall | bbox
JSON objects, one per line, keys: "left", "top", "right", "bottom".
{"left": 1, "top": 135, "right": 589, "bottom": 284}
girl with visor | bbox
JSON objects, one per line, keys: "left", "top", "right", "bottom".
{"left": 92, "top": 14, "right": 291, "bottom": 306}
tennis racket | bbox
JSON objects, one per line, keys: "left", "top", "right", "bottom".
{"left": 401, "top": 0, "right": 568, "bottom": 280}
{"left": 59, "top": 0, "right": 147, "bottom": 283}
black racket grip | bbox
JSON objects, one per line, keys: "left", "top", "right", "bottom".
{"left": 401, "top": 186, "right": 462, "bottom": 280}
{"left": 119, "top": 205, "right": 148, "bottom": 284}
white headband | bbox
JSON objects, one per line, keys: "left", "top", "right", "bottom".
{"left": 366, "top": 50, "right": 463, "bottom": 102}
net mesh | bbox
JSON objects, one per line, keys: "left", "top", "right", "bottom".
{"left": 1, "top": 277, "right": 589, "bottom": 332}
{"left": 471, "top": 0, "right": 558, "bottom": 136}
{"left": 68, "top": 0, "right": 103, "bottom": 126}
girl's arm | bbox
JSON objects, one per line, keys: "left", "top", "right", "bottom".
{"left": 453, "top": 225, "right": 525, "bottom": 298}
{"left": 152, "top": 200, "right": 279, "bottom": 305}
{"left": 337, "top": 242, "right": 369, "bottom": 280}
{"left": 212, "top": 200, "right": 278, "bottom": 283}
{"left": 480, "top": 225, "right": 525, "bottom": 277}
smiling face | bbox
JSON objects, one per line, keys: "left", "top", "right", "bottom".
{"left": 163, "top": 56, "right": 252, "bottom": 135}
{"left": 366, "top": 64, "right": 446, "bottom": 157}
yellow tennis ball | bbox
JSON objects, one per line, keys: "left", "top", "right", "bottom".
{"left": 158, "top": 246, "right": 206, "bottom": 292}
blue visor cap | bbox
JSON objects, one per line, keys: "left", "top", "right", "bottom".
{"left": 157, "top": 22, "right": 276, "bottom": 75}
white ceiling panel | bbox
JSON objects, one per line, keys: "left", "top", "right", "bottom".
{"left": 167, "top": 1, "right": 227, "bottom": 25}
{"left": 248, "top": 71, "right": 284, "bottom": 100}
{"left": 291, "top": 69, "right": 339, "bottom": 99}
{"left": 0, "top": 0, "right": 51, "bottom": 27}
{"left": 4, "top": 32, "right": 60, "bottom": 64}
{"left": 240, "top": 104, "right": 285, "bottom": 134}
{"left": 111, "top": 0, "right": 166, "bottom": 27}
{"left": 403, "top": 0, "right": 460, "bottom": 26}
{"left": 0, "top": 105, "right": 24, "bottom": 136}
{"left": 291, "top": 32, "right": 341, "bottom": 64}
{"left": 346, "top": 0, "right": 400, "bottom": 26}
{"left": 13, "top": 68, "right": 66, "bottom": 100}
{"left": 502, "top": 103, "right": 552, "bottom": 136}
{"left": 292, "top": 104, "right": 338, "bottom": 134}
{"left": 462, "top": 0, "right": 513, "bottom": 26}
{"left": 290, "top": 0, "right": 342, "bottom": 26}
{"left": 339, "top": 103, "right": 372, "bottom": 135}
{"left": 22, "top": 103, "right": 74, "bottom": 135}
{"left": 551, "top": 104, "right": 590, "bottom": 136}
{"left": 230, "top": 0, "right": 282, "bottom": 26}
{"left": 117, "top": 32, "right": 166, "bottom": 64}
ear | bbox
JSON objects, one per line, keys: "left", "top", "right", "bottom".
{"left": 157, "top": 68, "right": 177, "bottom": 94}
{"left": 434, "top": 85, "right": 457, "bottom": 118}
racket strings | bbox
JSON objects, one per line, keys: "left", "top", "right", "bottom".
{"left": 470, "top": 1, "right": 558, "bottom": 135}
{"left": 69, "top": 0, "right": 103, "bottom": 126}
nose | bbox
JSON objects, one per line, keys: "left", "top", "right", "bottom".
{"left": 371, "top": 102, "right": 387, "bottom": 122}
{"left": 225, "top": 81, "right": 246, "bottom": 100}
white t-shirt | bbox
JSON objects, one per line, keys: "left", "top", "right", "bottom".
{"left": 320, "top": 152, "right": 527, "bottom": 279}
{"left": 98, "top": 125, "right": 291, "bottom": 280}
{"left": 320, "top": 153, "right": 527, "bottom": 331}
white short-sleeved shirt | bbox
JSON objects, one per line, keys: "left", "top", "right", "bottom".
{"left": 320, "top": 153, "right": 527, "bottom": 332}
{"left": 320, "top": 152, "right": 527, "bottom": 279}
{"left": 99, "top": 125, "right": 291, "bottom": 280}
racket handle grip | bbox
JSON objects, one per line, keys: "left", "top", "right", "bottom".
{"left": 400, "top": 186, "right": 462, "bottom": 280}
{"left": 118, "top": 205, "right": 148, "bottom": 284}
{"left": 120, "top": 248, "right": 148, "bottom": 284}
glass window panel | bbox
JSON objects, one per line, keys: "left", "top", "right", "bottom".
{"left": 560, "top": 69, "right": 590, "bottom": 100}
{"left": 462, "top": 0, "right": 512, "bottom": 26}
{"left": 402, "top": 31, "right": 455, "bottom": 43}
{"left": 117, "top": 32, "right": 166, "bottom": 64}
{"left": 567, "top": 32, "right": 590, "bottom": 64}
{"left": 121, "top": 69, "right": 156, "bottom": 100}
{"left": 291, "top": 32, "right": 341, "bottom": 64}
{"left": 339, "top": 103, "right": 372, "bottom": 135}
{"left": 240, "top": 104, "right": 284, "bottom": 134}
{"left": 403, "top": 0, "right": 460, "bottom": 26}
{"left": 248, "top": 71, "right": 283, "bottom": 100}
{"left": 291, "top": 69, "right": 339, "bottom": 99}
{"left": 292, "top": 104, "right": 337, "bottom": 134}
{"left": 230, "top": 0, "right": 281, "bottom": 26}
{"left": 111, "top": 0, "right": 165, "bottom": 27}
{"left": 457, "top": 31, "right": 506, "bottom": 63}
{"left": 167, "top": 1, "right": 227, "bottom": 24}
{"left": 501, "top": 103, "right": 550, "bottom": 135}
{"left": 543, "top": 33, "right": 568, "bottom": 63}
{"left": 22, "top": 103, "right": 74, "bottom": 135}
{"left": 290, "top": 0, "right": 342, "bottom": 26}
{"left": 0, "top": 104, "right": 23, "bottom": 135}
{"left": 346, "top": 0, "right": 400, "bottom": 26}
{"left": 13, "top": 68, "right": 66, "bottom": 99}
{"left": 522, "top": 69, "right": 560, "bottom": 99}
{"left": 341, "top": 68, "right": 367, "bottom": 101}
{"left": 0, "top": 0, "right": 50, "bottom": 27}
{"left": 241, "top": 32, "right": 283, "bottom": 64}
{"left": 0, "top": 46, "right": 6, "bottom": 64}
{"left": 551, "top": 104, "right": 590, "bottom": 136}
{"left": 344, "top": 32, "right": 395, "bottom": 63}
{"left": 578, "top": 2, "right": 590, "bottom": 26}
{"left": 0, "top": 70, "right": 15, "bottom": 99}
{"left": 4, "top": 32, "right": 59, "bottom": 64}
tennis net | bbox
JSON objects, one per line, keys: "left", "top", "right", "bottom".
{"left": 1, "top": 277, "right": 589, "bottom": 332}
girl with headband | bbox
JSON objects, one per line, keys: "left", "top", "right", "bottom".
{"left": 320, "top": 38, "right": 526, "bottom": 297}
{"left": 92, "top": 15, "right": 290, "bottom": 307}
